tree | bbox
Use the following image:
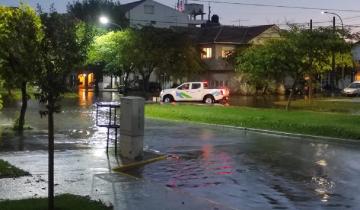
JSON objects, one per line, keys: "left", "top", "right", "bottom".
{"left": 236, "top": 26, "right": 350, "bottom": 110}
{"left": 156, "top": 30, "right": 205, "bottom": 81}
{"left": 87, "top": 29, "right": 137, "bottom": 93}
{"left": 133, "top": 27, "right": 204, "bottom": 93}
{"left": 88, "top": 27, "right": 204, "bottom": 94}
{"left": 36, "top": 11, "right": 86, "bottom": 210}
{"left": 0, "top": 4, "right": 43, "bottom": 131}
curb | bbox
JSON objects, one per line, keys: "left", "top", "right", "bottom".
{"left": 113, "top": 155, "right": 167, "bottom": 172}
{"left": 146, "top": 117, "right": 360, "bottom": 144}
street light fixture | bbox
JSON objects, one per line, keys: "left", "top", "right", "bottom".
{"left": 99, "top": 16, "right": 122, "bottom": 29}
{"left": 99, "top": 16, "right": 109, "bottom": 25}
{"left": 321, "top": 11, "right": 344, "bottom": 31}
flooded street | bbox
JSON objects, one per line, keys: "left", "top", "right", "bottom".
{"left": 1, "top": 91, "right": 360, "bottom": 209}
{"left": 136, "top": 121, "right": 360, "bottom": 210}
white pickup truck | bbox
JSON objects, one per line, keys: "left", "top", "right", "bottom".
{"left": 160, "top": 82, "right": 229, "bottom": 104}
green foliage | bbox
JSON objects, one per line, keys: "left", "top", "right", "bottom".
{"left": 146, "top": 104, "right": 360, "bottom": 140}
{"left": 235, "top": 26, "right": 351, "bottom": 101}
{"left": 0, "top": 4, "right": 43, "bottom": 130}
{"left": 87, "top": 30, "right": 132, "bottom": 76}
{"left": 87, "top": 27, "right": 204, "bottom": 91}
{"left": 0, "top": 4, "right": 43, "bottom": 87}
{"left": 0, "top": 79, "right": 3, "bottom": 110}
{"left": 274, "top": 98, "right": 360, "bottom": 113}
{"left": 0, "top": 194, "right": 112, "bottom": 210}
{"left": 0, "top": 159, "right": 30, "bottom": 178}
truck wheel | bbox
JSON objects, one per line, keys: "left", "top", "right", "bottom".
{"left": 204, "top": 95, "right": 214, "bottom": 104}
{"left": 163, "top": 95, "right": 173, "bottom": 103}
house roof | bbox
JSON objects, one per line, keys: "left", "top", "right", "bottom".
{"left": 197, "top": 24, "right": 277, "bottom": 44}
{"left": 119, "top": 0, "right": 146, "bottom": 13}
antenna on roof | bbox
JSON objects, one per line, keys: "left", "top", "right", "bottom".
{"left": 232, "top": 19, "right": 249, "bottom": 27}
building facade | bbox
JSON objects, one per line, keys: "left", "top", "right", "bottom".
{"left": 351, "top": 41, "right": 360, "bottom": 81}
{"left": 193, "top": 25, "right": 281, "bottom": 92}
{"left": 119, "top": 0, "right": 203, "bottom": 28}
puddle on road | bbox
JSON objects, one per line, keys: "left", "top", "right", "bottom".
{"left": 125, "top": 142, "right": 358, "bottom": 210}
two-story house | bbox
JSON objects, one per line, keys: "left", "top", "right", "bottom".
{"left": 173, "top": 24, "right": 280, "bottom": 92}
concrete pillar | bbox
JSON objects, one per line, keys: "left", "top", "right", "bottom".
{"left": 120, "top": 97, "right": 145, "bottom": 160}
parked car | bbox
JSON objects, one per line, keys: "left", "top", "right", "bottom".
{"left": 342, "top": 81, "right": 360, "bottom": 96}
{"left": 160, "top": 82, "right": 229, "bottom": 104}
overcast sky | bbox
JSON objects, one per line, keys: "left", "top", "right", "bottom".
{"left": 1, "top": 0, "right": 359, "bottom": 30}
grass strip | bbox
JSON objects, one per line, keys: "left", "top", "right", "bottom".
{"left": 274, "top": 98, "right": 360, "bottom": 113}
{"left": 0, "top": 159, "right": 30, "bottom": 178}
{"left": 145, "top": 104, "right": 360, "bottom": 140}
{"left": 0, "top": 194, "right": 112, "bottom": 210}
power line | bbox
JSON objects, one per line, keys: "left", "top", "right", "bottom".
{"left": 190, "top": 0, "right": 360, "bottom": 13}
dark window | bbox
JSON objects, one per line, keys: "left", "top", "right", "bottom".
{"left": 192, "top": 83, "right": 201, "bottom": 89}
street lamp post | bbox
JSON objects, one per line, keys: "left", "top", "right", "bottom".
{"left": 322, "top": 11, "right": 344, "bottom": 95}
{"left": 322, "top": 11, "right": 344, "bottom": 31}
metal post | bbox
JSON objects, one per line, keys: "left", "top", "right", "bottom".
{"left": 331, "top": 16, "right": 336, "bottom": 96}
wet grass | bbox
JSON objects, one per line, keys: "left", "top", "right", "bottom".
{"left": 274, "top": 98, "right": 360, "bottom": 113}
{"left": 145, "top": 104, "right": 360, "bottom": 140}
{"left": 0, "top": 194, "right": 112, "bottom": 210}
{"left": 0, "top": 159, "right": 30, "bottom": 178}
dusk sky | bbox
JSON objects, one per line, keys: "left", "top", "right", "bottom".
{"left": 1, "top": 0, "right": 359, "bottom": 30}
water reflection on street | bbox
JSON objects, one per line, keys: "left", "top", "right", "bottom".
{"left": 132, "top": 121, "right": 360, "bottom": 210}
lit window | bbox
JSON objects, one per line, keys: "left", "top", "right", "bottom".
{"left": 144, "top": 5, "right": 154, "bottom": 14}
{"left": 221, "top": 47, "right": 234, "bottom": 58}
{"left": 202, "top": 48, "right": 212, "bottom": 59}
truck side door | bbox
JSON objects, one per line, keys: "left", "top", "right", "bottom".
{"left": 189, "top": 82, "right": 203, "bottom": 101}
{"left": 175, "top": 83, "right": 192, "bottom": 101}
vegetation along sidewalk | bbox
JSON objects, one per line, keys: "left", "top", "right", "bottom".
{"left": 145, "top": 104, "right": 360, "bottom": 140}
{"left": 0, "top": 194, "right": 111, "bottom": 210}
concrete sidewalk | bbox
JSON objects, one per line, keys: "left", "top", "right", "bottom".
{"left": 0, "top": 148, "right": 232, "bottom": 210}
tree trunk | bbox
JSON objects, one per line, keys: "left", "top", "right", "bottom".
{"left": 140, "top": 72, "right": 151, "bottom": 97}
{"left": 286, "top": 79, "right": 297, "bottom": 111}
{"left": 18, "top": 81, "right": 28, "bottom": 131}
{"left": 123, "top": 71, "right": 130, "bottom": 96}
{"left": 261, "top": 84, "right": 268, "bottom": 96}
{"left": 308, "top": 75, "right": 313, "bottom": 102}
{"left": 48, "top": 99, "right": 55, "bottom": 210}
{"left": 110, "top": 75, "right": 113, "bottom": 89}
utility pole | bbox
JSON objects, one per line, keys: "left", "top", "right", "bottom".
{"left": 331, "top": 16, "right": 336, "bottom": 96}
{"left": 308, "top": 19, "right": 313, "bottom": 100}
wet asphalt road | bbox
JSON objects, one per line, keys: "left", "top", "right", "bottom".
{"left": 1, "top": 92, "right": 360, "bottom": 209}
